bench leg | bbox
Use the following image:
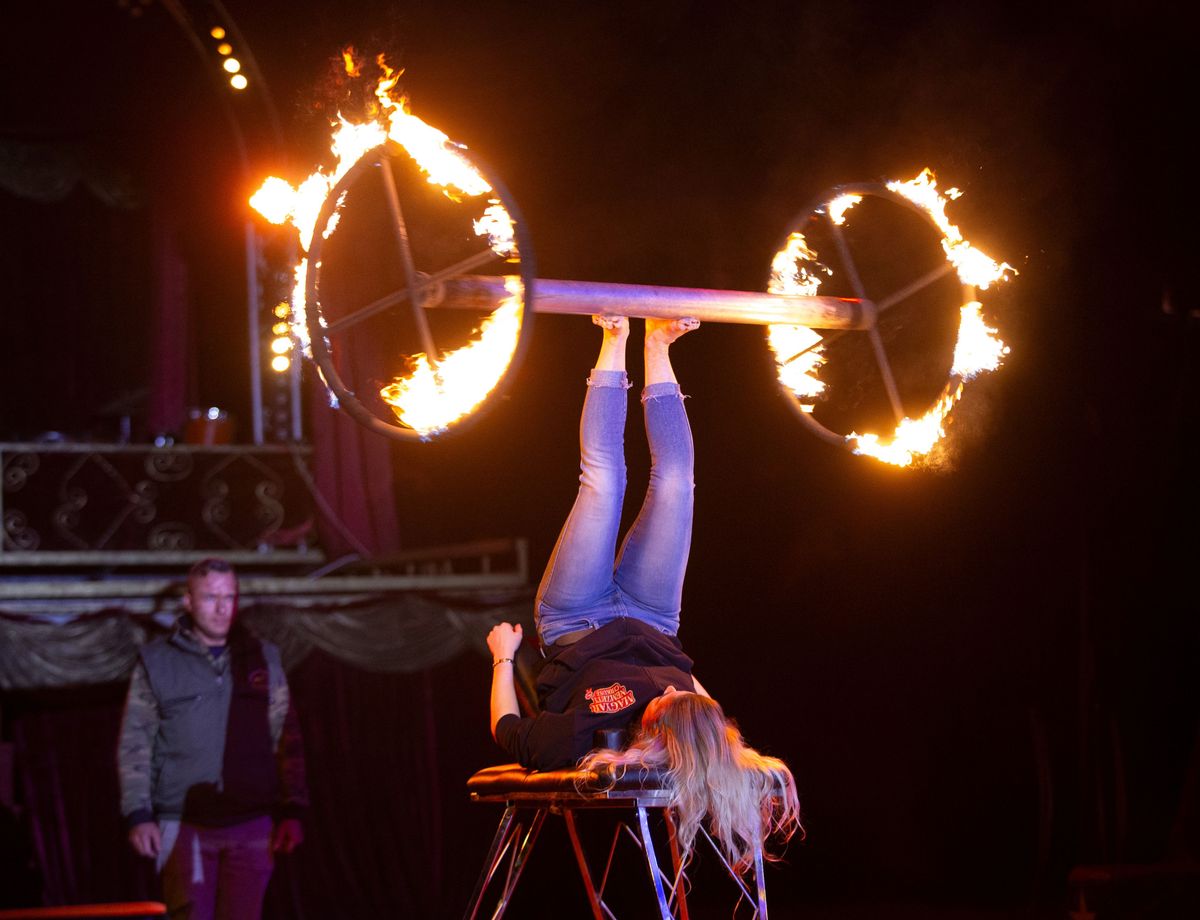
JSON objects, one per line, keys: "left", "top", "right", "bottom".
{"left": 563, "top": 809, "right": 606, "bottom": 920}
{"left": 752, "top": 840, "right": 768, "bottom": 919}
{"left": 664, "top": 811, "right": 690, "bottom": 920}
{"left": 462, "top": 806, "right": 548, "bottom": 920}
{"left": 635, "top": 805, "right": 676, "bottom": 920}
{"left": 694, "top": 826, "right": 770, "bottom": 919}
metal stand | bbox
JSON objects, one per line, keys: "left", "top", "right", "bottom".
{"left": 464, "top": 765, "right": 770, "bottom": 920}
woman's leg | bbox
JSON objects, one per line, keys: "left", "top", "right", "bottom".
{"left": 535, "top": 317, "right": 631, "bottom": 646}
{"left": 613, "top": 318, "right": 699, "bottom": 633}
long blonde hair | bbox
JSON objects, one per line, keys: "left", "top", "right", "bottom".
{"left": 579, "top": 693, "right": 802, "bottom": 874}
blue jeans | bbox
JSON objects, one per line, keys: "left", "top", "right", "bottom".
{"left": 536, "top": 369, "right": 694, "bottom": 646}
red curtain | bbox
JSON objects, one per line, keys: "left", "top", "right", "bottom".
{"left": 303, "top": 309, "right": 404, "bottom": 559}
{"left": 146, "top": 210, "right": 188, "bottom": 440}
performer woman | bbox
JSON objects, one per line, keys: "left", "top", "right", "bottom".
{"left": 487, "top": 315, "right": 801, "bottom": 871}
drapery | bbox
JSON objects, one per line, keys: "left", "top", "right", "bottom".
{"left": 0, "top": 592, "right": 531, "bottom": 689}
{"left": 304, "top": 335, "right": 404, "bottom": 561}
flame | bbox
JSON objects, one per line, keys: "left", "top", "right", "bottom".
{"left": 768, "top": 324, "right": 825, "bottom": 408}
{"left": 766, "top": 232, "right": 831, "bottom": 404}
{"left": 249, "top": 55, "right": 523, "bottom": 435}
{"left": 247, "top": 176, "right": 295, "bottom": 225}
{"left": 828, "top": 194, "right": 862, "bottom": 226}
{"left": 847, "top": 303, "right": 1009, "bottom": 468}
{"left": 887, "top": 169, "right": 1015, "bottom": 289}
{"left": 380, "top": 102, "right": 491, "bottom": 199}
{"left": 952, "top": 301, "right": 1009, "bottom": 378}
{"left": 770, "top": 170, "right": 1012, "bottom": 466}
{"left": 848, "top": 387, "right": 961, "bottom": 467}
{"left": 473, "top": 201, "right": 518, "bottom": 259}
{"left": 290, "top": 259, "right": 312, "bottom": 353}
{"left": 380, "top": 278, "right": 524, "bottom": 438}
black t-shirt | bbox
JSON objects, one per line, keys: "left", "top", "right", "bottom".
{"left": 495, "top": 617, "right": 695, "bottom": 770}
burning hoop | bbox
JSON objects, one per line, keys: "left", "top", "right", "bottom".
{"left": 768, "top": 175, "right": 1011, "bottom": 466}
{"left": 303, "top": 141, "right": 536, "bottom": 442}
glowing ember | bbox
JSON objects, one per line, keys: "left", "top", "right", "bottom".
{"left": 249, "top": 54, "right": 523, "bottom": 435}
{"left": 770, "top": 169, "right": 1013, "bottom": 466}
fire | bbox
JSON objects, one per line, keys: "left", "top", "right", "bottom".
{"left": 247, "top": 176, "right": 295, "bottom": 225}
{"left": 848, "top": 388, "right": 961, "bottom": 467}
{"left": 380, "top": 278, "right": 524, "bottom": 438}
{"left": 887, "top": 169, "right": 1015, "bottom": 290}
{"left": 952, "top": 301, "right": 1009, "bottom": 378}
{"left": 766, "top": 231, "right": 831, "bottom": 406}
{"left": 249, "top": 54, "right": 523, "bottom": 435}
{"left": 377, "top": 96, "right": 491, "bottom": 199}
{"left": 828, "top": 193, "right": 862, "bottom": 226}
{"left": 473, "top": 201, "right": 518, "bottom": 260}
{"left": 770, "top": 170, "right": 1012, "bottom": 466}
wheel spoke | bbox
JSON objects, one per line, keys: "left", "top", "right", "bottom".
{"left": 868, "top": 325, "right": 907, "bottom": 424}
{"left": 828, "top": 211, "right": 905, "bottom": 422}
{"left": 777, "top": 333, "right": 829, "bottom": 367}
{"left": 326, "top": 287, "right": 413, "bottom": 336}
{"left": 779, "top": 317, "right": 907, "bottom": 423}
{"left": 379, "top": 150, "right": 440, "bottom": 363}
{"left": 827, "top": 215, "right": 868, "bottom": 302}
{"left": 876, "top": 262, "right": 956, "bottom": 314}
{"left": 325, "top": 247, "right": 502, "bottom": 335}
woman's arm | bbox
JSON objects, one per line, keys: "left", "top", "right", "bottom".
{"left": 487, "top": 622, "right": 525, "bottom": 739}
{"left": 690, "top": 674, "right": 712, "bottom": 699}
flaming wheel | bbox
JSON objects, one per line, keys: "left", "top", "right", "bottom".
{"left": 303, "top": 141, "right": 536, "bottom": 442}
{"left": 767, "top": 181, "right": 984, "bottom": 461}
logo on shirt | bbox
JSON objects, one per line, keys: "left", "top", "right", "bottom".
{"left": 585, "top": 682, "right": 636, "bottom": 714}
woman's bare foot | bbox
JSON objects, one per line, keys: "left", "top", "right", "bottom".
{"left": 593, "top": 314, "right": 630, "bottom": 336}
{"left": 645, "top": 316, "right": 700, "bottom": 347}
{"left": 644, "top": 317, "right": 698, "bottom": 385}
{"left": 593, "top": 314, "right": 630, "bottom": 372}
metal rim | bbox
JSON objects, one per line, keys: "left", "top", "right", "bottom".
{"left": 304, "top": 141, "right": 536, "bottom": 442}
{"left": 768, "top": 181, "right": 977, "bottom": 450}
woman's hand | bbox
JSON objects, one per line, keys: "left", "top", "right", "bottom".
{"left": 487, "top": 622, "right": 524, "bottom": 739}
{"left": 487, "top": 622, "right": 524, "bottom": 660}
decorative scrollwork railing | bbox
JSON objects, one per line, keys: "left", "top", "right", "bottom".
{"left": 0, "top": 442, "right": 322, "bottom": 566}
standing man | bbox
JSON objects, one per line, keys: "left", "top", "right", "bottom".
{"left": 118, "top": 558, "right": 308, "bottom": 920}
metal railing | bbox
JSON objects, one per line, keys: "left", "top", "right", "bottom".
{"left": 0, "top": 442, "right": 322, "bottom": 568}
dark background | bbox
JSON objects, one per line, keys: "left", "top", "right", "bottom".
{"left": 2, "top": 0, "right": 1197, "bottom": 916}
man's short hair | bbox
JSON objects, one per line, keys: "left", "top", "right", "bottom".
{"left": 188, "top": 557, "right": 236, "bottom": 581}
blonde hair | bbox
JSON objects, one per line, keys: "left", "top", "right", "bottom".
{"left": 579, "top": 693, "right": 802, "bottom": 874}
